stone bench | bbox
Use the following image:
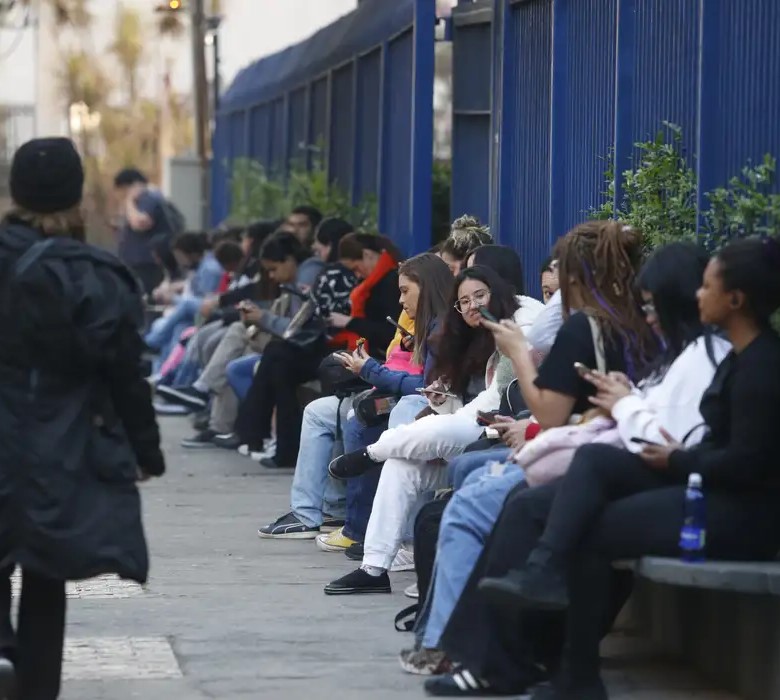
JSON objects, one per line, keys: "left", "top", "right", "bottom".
{"left": 625, "top": 557, "right": 780, "bottom": 700}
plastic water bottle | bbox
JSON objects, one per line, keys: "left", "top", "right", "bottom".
{"left": 679, "top": 473, "right": 706, "bottom": 562}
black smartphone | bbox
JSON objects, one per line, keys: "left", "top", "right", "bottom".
{"left": 386, "top": 316, "right": 415, "bottom": 342}
{"left": 476, "top": 410, "right": 501, "bottom": 427}
{"left": 630, "top": 437, "right": 663, "bottom": 447}
{"left": 573, "top": 362, "right": 592, "bottom": 378}
{"left": 478, "top": 306, "right": 498, "bottom": 323}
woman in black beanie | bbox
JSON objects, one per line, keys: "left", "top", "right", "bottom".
{"left": 0, "top": 138, "right": 165, "bottom": 699}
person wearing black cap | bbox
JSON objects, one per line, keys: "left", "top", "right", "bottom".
{"left": 0, "top": 138, "right": 165, "bottom": 699}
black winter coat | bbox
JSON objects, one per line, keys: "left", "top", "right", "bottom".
{"left": 0, "top": 221, "right": 164, "bottom": 583}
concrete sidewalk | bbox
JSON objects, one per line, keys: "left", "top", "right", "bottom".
{"left": 51, "top": 418, "right": 738, "bottom": 699}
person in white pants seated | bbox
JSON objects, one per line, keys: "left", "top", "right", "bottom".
{"left": 324, "top": 264, "right": 544, "bottom": 594}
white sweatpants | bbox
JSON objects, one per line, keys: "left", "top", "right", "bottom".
{"left": 362, "top": 457, "right": 451, "bottom": 570}
{"left": 368, "top": 411, "right": 485, "bottom": 464}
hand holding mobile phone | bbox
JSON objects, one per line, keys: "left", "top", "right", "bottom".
{"left": 476, "top": 410, "right": 500, "bottom": 426}
{"left": 478, "top": 306, "right": 499, "bottom": 323}
{"left": 630, "top": 436, "right": 663, "bottom": 447}
{"left": 573, "top": 362, "right": 592, "bottom": 378}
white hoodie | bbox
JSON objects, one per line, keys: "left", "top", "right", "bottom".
{"left": 612, "top": 335, "right": 731, "bottom": 453}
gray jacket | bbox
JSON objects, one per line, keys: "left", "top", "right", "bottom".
{"left": 256, "top": 256, "right": 325, "bottom": 337}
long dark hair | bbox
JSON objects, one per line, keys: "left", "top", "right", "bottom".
{"left": 468, "top": 244, "right": 526, "bottom": 296}
{"left": 716, "top": 237, "right": 780, "bottom": 329}
{"left": 557, "top": 220, "right": 658, "bottom": 381}
{"left": 432, "top": 265, "right": 519, "bottom": 396}
{"left": 397, "top": 253, "right": 454, "bottom": 365}
{"left": 638, "top": 242, "right": 710, "bottom": 375}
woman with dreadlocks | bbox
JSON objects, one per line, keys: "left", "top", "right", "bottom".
{"left": 418, "top": 220, "right": 661, "bottom": 696}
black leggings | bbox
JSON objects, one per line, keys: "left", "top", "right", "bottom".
{"left": 0, "top": 566, "right": 67, "bottom": 700}
{"left": 441, "top": 444, "right": 780, "bottom": 688}
{"left": 235, "top": 339, "right": 325, "bottom": 464}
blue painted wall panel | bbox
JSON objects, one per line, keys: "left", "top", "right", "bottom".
{"left": 381, "top": 29, "right": 414, "bottom": 251}
{"left": 630, "top": 0, "right": 699, "bottom": 162}
{"left": 287, "top": 88, "right": 307, "bottom": 168}
{"left": 557, "top": 0, "right": 618, "bottom": 234}
{"left": 329, "top": 63, "right": 355, "bottom": 191}
{"left": 451, "top": 116, "right": 491, "bottom": 224}
{"left": 309, "top": 77, "right": 329, "bottom": 166}
{"left": 504, "top": 0, "right": 552, "bottom": 286}
{"left": 452, "top": 13, "right": 492, "bottom": 225}
{"left": 711, "top": 0, "right": 780, "bottom": 190}
{"left": 269, "top": 98, "right": 286, "bottom": 173}
{"left": 247, "top": 104, "right": 270, "bottom": 166}
{"left": 355, "top": 49, "right": 382, "bottom": 201}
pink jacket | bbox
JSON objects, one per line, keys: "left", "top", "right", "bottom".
{"left": 515, "top": 416, "right": 623, "bottom": 488}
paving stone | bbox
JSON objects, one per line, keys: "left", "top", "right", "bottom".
{"left": 63, "top": 637, "right": 181, "bottom": 680}
{"left": 11, "top": 572, "right": 145, "bottom": 600}
{"left": 49, "top": 418, "right": 741, "bottom": 699}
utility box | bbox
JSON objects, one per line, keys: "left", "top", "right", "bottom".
{"left": 164, "top": 155, "right": 210, "bottom": 230}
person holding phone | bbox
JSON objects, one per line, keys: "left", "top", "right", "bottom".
{"left": 324, "top": 265, "right": 544, "bottom": 595}
{"left": 258, "top": 253, "right": 453, "bottom": 540}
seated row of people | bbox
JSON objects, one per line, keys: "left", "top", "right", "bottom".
{"left": 249, "top": 217, "right": 780, "bottom": 700}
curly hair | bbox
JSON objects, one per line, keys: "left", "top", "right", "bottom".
{"left": 558, "top": 220, "right": 658, "bottom": 380}
{"left": 431, "top": 265, "right": 519, "bottom": 396}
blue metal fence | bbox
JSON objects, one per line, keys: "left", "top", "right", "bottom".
{"left": 211, "top": 0, "right": 435, "bottom": 256}
{"left": 453, "top": 0, "right": 780, "bottom": 296}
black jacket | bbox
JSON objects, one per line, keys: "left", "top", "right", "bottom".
{"left": 345, "top": 268, "right": 401, "bottom": 359}
{"left": 0, "top": 221, "right": 164, "bottom": 583}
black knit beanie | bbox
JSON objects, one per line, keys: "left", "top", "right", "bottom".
{"left": 10, "top": 137, "right": 85, "bottom": 214}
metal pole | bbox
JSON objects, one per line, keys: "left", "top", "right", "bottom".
{"left": 191, "top": 0, "right": 209, "bottom": 227}
{"left": 212, "top": 26, "right": 220, "bottom": 116}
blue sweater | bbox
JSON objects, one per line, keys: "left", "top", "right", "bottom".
{"left": 357, "top": 321, "right": 437, "bottom": 395}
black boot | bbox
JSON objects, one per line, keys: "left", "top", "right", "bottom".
{"left": 478, "top": 546, "right": 569, "bottom": 611}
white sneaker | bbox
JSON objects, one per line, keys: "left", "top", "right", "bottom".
{"left": 390, "top": 546, "right": 415, "bottom": 572}
{"left": 404, "top": 582, "right": 419, "bottom": 599}
{"left": 238, "top": 444, "right": 250, "bottom": 457}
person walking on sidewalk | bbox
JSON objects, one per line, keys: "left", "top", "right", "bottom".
{"left": 0, "top": 138, "right": 165, "bottom": 700}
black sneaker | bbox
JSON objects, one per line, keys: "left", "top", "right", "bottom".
{"left": 324, "top": 568, "right": 391, "bottom": 595}
{"left": 478, "top": 563, "right": 569, "bottom": 611}
{"left": 156, "top": 385, "right": 209, "bottom": 410}
{"left": 213, "top": 432, "right": 242, "bottom": 450}
{"left": 181, "top": 430, "right": 218, "bottom": 449}
{"left": 328, "top": 449, "right": 378, "bottom": 480}
{"left": 258, "top": 512, "right": 319, "bottom": 539}
{"left": 259, "top": 456, "right": 295, "bottom": 469}
{"left": 345, "top": 542, "right": 364, "bottom": 561}
{"left": 321, "top": 515, "right": 345, "bottom": 532}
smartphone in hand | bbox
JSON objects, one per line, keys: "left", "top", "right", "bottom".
{"left": 573, "top": 362, "right": 592, "bottom": 378}
{"left": 476, "top": 410, "right": 500, "bottom": 427}
{"left": 478, "top": 306, "right": 498, "bottom": 323}
{"left": 630, "top": 436, "right": 663, "bottom": 447}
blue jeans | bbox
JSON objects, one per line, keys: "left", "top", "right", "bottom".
{"left": 227, "top": 353, "right": 260, "bottom": 401}
{"left": 417, "top": 462, "right": 527, "bottom": 649}
{"left": 289, "top": 396, "right": 352, "bottom": 528}
{"left": 343, "top": 394, "right": 429, "bottom": 542}
{"left": 145, "top": 296, "right": 200, "bottom": 362}
{"left": 448, "top": 447, "right": 513, "bottom": 490}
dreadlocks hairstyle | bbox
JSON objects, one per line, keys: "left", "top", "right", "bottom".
{"left": 557, "top": 220, "right": 658, "bottom": 381}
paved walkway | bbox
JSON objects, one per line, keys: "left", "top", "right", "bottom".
{"left": 48, "top": 418, "right": 739, "bottom": 699}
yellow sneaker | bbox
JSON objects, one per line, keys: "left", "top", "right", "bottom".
{"left": 315, "top": 527, "right": 357, "bottom": 553}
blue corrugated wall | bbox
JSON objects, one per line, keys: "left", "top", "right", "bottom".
{"left": 451, "top": 0, "right": 780, "bottom": 298}
{"left": 451, "top": 5, "right": 493, "bottom": 224}
{"left": 211, "top": 0, "right": 434, "bottom": 255}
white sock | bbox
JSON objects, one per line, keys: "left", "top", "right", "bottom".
{"left": 192, "top": 380, "right": 208, "bottom": 394}
{"left": 360, "top": 564, "right": 385, "bottom": 577}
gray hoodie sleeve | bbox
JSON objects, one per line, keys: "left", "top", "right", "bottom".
{"left": 257, "top": 257, "right": 325, "bottom": 337}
